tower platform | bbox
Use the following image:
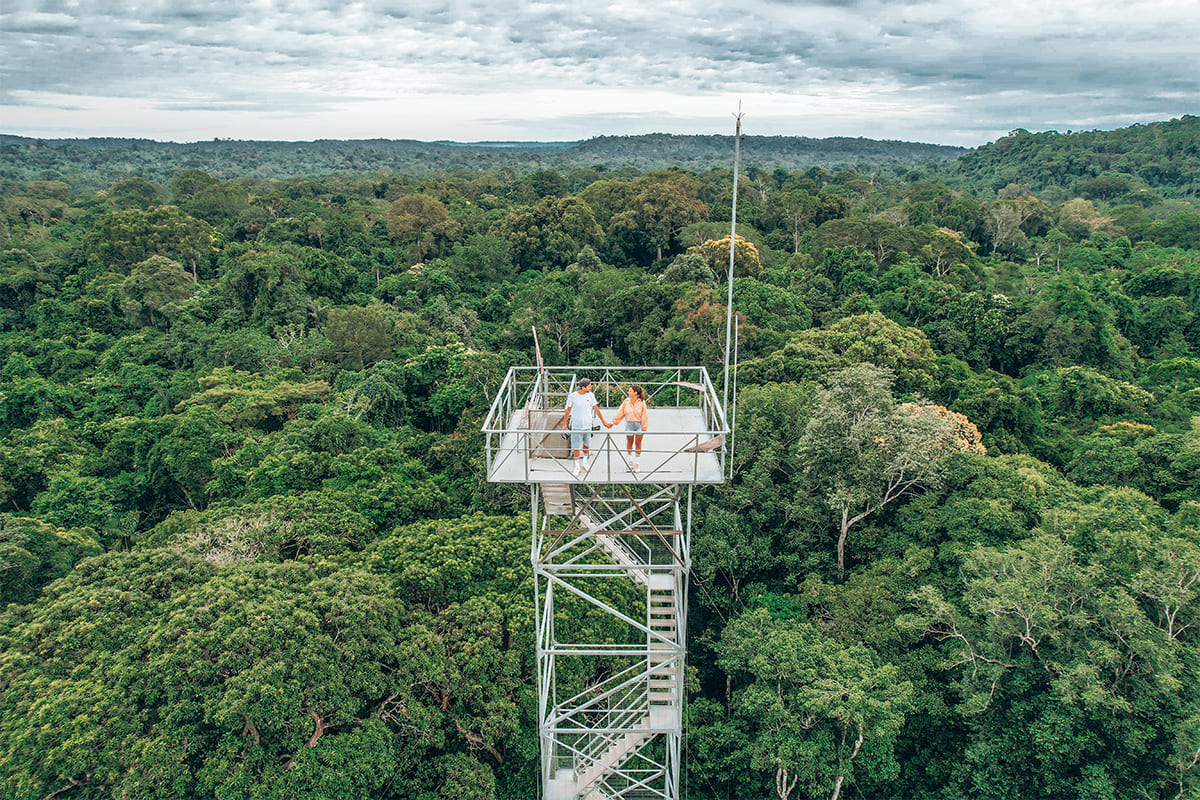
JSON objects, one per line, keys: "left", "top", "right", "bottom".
{"left": 482, "top": 366, "right": 729, "bottom": 486}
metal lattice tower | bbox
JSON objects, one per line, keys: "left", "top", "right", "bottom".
{"left": 483, "top": 366, "right": 728, "bottom": 800}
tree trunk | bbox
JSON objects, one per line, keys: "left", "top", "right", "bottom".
{"left": 837, "top": 505, "right": 874, "bottom": 580}
{"left": 42, "top": 777, "right": 83, "bottom": 800}
{"left": 830, "top": 724, "right": 865, "bottom": 800}
{"left": 305, "top": 708, "right": 328, "bottom": 748}
{"left": 776, "top": 766, "right": 799, "bottom": 800}
{"left": 837, "top": 506, "right": 850, "bottom": 580}
{"left": 241, "top": 712, "right": 260, "bottom": 745}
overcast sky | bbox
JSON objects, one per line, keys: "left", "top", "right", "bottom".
{"left": 1, "top": 0, "right": 1197, "bottom": 148}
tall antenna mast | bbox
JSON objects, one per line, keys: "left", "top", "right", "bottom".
{"left": 722, "top": 104, "right": 743, "bottom": 446}
{"left": 730, "top": 315, "right": 739, "bottom": 479}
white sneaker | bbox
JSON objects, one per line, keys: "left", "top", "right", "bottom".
{"left": 573, "top": 463, "right": 582, "bottom": 478}
{"left": 631, "top": 463, "right": 639, "bottom": 473}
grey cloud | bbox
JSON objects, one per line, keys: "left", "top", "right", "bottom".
{"left": 763, "top": 0, "right": 875, "bottom": 6}
{"left": 1, "top": 0, "right": 1195, "bottom": 146}
{"left": 2, "top": 11, "right": 79, "bottom": 33}
{"left": 155, "top": 95, "right": 344, "bottom": 114}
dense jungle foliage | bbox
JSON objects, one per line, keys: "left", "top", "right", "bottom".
{"left": 1, "top": 117, "right": 1198, "bottom": 800}
{"left": 0, "top": 132, "right": 964, "bottom": 192}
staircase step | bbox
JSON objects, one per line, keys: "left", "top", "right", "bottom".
{"left": 647, "top": 573, "right": 675, "bottom": 591}
{"left": 575, "top": 716, "right": 654, "bottom": 789}
{"left": 594, "top": 533, "right": 649, "bottom": 586}
{"left": 541, "top": 484, "right": 575, "bottom": 516}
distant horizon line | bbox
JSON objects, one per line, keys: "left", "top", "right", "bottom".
{"left": 3, "top": 115, "right": 1193, "bottom": 152}
{"left": 1, "top": 131, "right": 972, "bottom": 150}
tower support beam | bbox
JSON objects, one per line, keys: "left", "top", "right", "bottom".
{"left": 483, "top": 367, "right": 726, "bottom": 799}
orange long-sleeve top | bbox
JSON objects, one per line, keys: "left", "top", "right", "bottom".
{"left": 611, "top": 397, "right": 649, "bottom": 430}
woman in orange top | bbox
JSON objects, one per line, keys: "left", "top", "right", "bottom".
{"left": 608, "top": 384, "right": 649, "bottom": 471}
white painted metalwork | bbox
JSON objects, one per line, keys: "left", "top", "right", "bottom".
{"left": 483, "top": 367, "right": 728, "bottom": 485}
{"left": 483, "top": 366, "right": 727, "bottom": 799}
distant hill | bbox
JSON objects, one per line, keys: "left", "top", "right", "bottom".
{"left": 559, "top": 133, "right": 963, "bottom": 171}
{"left": 6, "top": 119, "right": 1195, "bottom": 196}
{"left": 932, "top": 115, "right": 1200, "bottom": 198}
{"left": 0, "top": 132, "right": 963, "bottom": 189}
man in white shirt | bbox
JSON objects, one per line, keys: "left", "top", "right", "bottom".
{"left": 561, "top": 378, "right": 609, "bottom": 477}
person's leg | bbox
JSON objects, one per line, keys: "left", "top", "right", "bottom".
{"left": 634, "top": 434, "right": 644, "bottom": 464}
{"left": 625, "top": 434, "right": 634, "bottom": 455}
{"left": 571, "top": 433, "right": 585, "bottom": 475}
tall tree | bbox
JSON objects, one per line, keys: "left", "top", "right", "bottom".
{"left": 385, "top": 194, "right": 462, "bottom": 262}
{"left": 119, "top": 255, "right": 195, "bottom": 328}
{"left": 85, "top": 206, "right": 216, "bottom": 279}
{"left": 719, "top": 608, "right": 913, "bottom": 800}
{"left": 491, "top": 196, "right": 602, "bottom": 272}
{"left": 607, "top": 171, "right": 709, "bottom": 264}
{"left": 799, "top": 364, "right": 961, "bottom": 578}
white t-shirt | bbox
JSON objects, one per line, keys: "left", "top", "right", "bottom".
{"left": 565, "top": 390, "right": 598, "bottom": 429}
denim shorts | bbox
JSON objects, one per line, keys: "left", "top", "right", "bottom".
{"left": 625, "top": 421, "right": 643, "bottom": 432}
{"left": 570, "top": 430, "right": 592, "bottom": 450}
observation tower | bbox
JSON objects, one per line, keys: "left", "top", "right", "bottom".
{"left": 483, "top": 365, "right": 728, "bottom": 800}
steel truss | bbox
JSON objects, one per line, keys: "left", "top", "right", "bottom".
{"left": 534, "top": 482, "right": 691, "bottom": 800}
{"left": 482, "top": 366, "right": 726, "bottom": 800}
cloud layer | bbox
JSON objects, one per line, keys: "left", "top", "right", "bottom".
{"left": 2, "top": 0, "right": 1197, "bottom": 145}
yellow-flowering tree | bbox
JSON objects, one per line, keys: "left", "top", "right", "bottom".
{"left": 685, "top": 234, "right": 762, "bottom": 278}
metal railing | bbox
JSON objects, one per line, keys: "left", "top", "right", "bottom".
{"left": 483, "top": 366, "right": 729, "bottom": 485}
